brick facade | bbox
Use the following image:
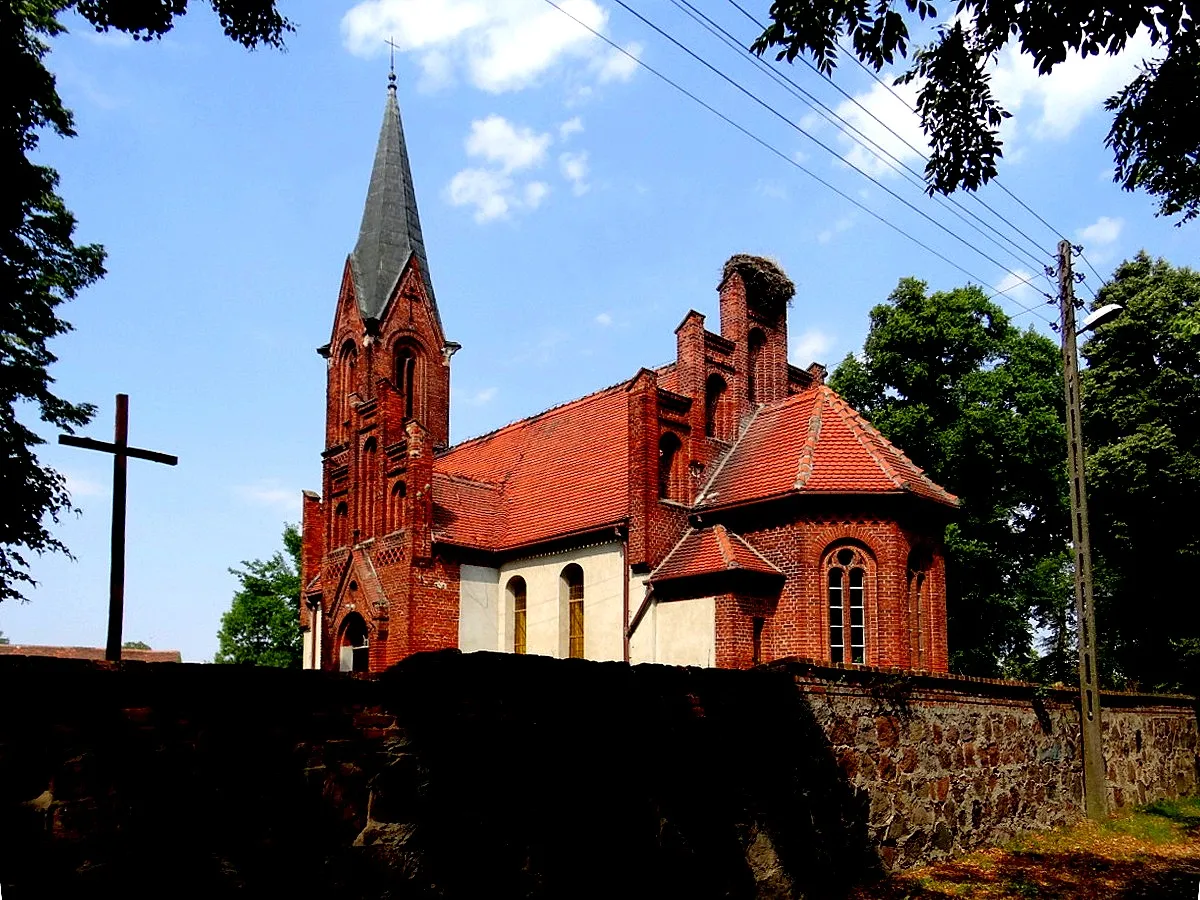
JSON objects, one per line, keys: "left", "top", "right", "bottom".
{"left": 301, "top": 86, "right": 956, "bottom": 675}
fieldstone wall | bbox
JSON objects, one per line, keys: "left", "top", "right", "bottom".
{"left": 784, "top": 663, "right": 1198, "bottom": 870}
{"left": 0, "top": 652, "right": 1194, "bottom": 899}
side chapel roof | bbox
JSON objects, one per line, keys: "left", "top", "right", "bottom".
{"left": 350, "top": 77, "right": 441, "bottom": 330}
{"left": 650, "top": 525, "right": 783, "bottom": 583}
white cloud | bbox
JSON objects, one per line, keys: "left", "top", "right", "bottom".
{"left": 65, "top": 471, "right": 108, "bottom": 498}
{"left": 464, "top": 386, "right": 498, "bottom": 404}
{"left": 447, "top": 167, "right": 516, "bottom": 222}
{"left": 236, "top": 480, "right": 300, "bottom": 515}
{"left": 792, "top": 329, "right": 833, "bottom": 366}
{"left": 834, "top": 78, "right": 928, "bottom": 178}
{"left": 342, "top": 0, "right": 633, "bottom": 94}
{"left": 465, "top": 115, "right": 551, "bottom": 172}
{"left": 817, "top": 215, "right": 854, "bottom": 244}
{"left": 594, "top": 41, "right": 641, "bottom": 82}
{"left": 524, "top": 181, "right": 550, "bottom": 208}
{"left": 559, "top": 150, "right": 590, "bottom": 195}
{"left": 559, "top": 116, "right": 584, "bottom": 140}
{"left": 993, "top": 269, "right": 1040, "bottom": 306}
{"left": 594, "top": 312, "right": 613, "bottom": 326}
{"left": 990, "top": 32, "right": 1151, "bottom": 142}
{"left": 1076, "top": 215, "right": 1123, "bottom": 246}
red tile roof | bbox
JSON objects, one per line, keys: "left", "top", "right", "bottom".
{"left": 0, "top": 645, "right": 182, "bottom": 663}
{"left": 434, "top": 381, "right": 631, "bottom": 549}
{"left": 700, "top": 385, "right": 957, "bottom": 509}
{"left": 651, "top": 525, "right": 782, "bottom": 583}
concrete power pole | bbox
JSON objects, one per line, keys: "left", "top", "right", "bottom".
{"left": 1058, "top": 239, "right": 1108, "bottom": 819}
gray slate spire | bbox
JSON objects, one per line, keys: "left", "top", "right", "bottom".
{"left": 350, "top": 75, "right": 440, "bottom": 328}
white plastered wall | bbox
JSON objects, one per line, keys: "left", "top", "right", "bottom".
{"left": 628, "top": 595, "right": 715, "bottom": 667}
{"left": 458, "top": 563, "right": 501, "bottom": 652}
{"left": 494, "top": 541, "right": 626, "bottom": 661}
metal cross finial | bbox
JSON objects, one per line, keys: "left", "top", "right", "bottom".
{"left": 385, "top": 36, "right": 400, "bottom": 89}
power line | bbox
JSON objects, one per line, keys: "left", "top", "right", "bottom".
{"left": 539, "top": 0, "right": 1056, "bottom": 326}
{"left": 606, "top": 0, "right": 1042, "bottom": 295}
{"left": 666, "top": 0, "right": 1052, "bottom": 276}
{"left": 725, "top": 0, "right": 1062, "bottom": 259}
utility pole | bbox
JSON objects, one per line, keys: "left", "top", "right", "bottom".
{"left": 1058, "top": 239, "right": 1107, "bottom": 819}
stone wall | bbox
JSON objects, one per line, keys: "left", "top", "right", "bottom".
{"left": 0, "top": 652, "right": 1194, "bottom": 899}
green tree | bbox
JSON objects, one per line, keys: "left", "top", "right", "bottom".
{"left": 1, "top": 1, "right": 291, "bottom": 604}
{"left": 832, "top": 278, "right": 1070, "bottom": 677}
{"left": 122, "top": 640, "right": 151, "bottom": 650}
{"left": 1081, "top": 252, "right": 1200, "bottom": 690}
{"left": 751, "top": 0, "right": 1200, "bottom": 222}
{"left": 215, "top": 524, "right": 302, "bottom": 667}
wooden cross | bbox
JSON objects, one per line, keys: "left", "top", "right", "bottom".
{"left": 58, "top": 394, "right": 178, "bottom": 661}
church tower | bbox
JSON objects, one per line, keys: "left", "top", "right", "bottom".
{"left": 300, "top": 74, "right": 459, "bottom": 672}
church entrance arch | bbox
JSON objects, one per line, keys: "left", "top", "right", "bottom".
{"left": 338, "top": 612, "right": 370, "bottom": 672}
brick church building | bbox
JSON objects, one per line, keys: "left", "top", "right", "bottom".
{"left": 299, "top": 78, "right": 957, "bottom": 674}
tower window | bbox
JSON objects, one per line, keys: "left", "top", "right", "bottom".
{"left": 333, "top": 501, "right": 350, "bottom": 549}
{"left": 827, "top": 545, "right": 870, "bottom": 664}
{"left": 396, "top": 346, "right": 417, "bottom": 420}
{"left": 658, "top": 432, "right": 684, "bottom": 501}
{"left": 389, "top": 481, "right": 406, "bottom": 532}
{"left": 561, "top": 564, "right": 584, "bottom": 658}
{"left": 747, "top": 328, "right": 765, "bottom": 405}
{"left": 705, "top": 373, "right": 730, "bottom": 440}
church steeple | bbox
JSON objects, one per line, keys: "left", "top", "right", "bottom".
{"left": 350, "top": 74, "right": 440, "bottom": 329}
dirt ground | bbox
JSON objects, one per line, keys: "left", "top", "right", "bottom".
{"left": 851, "top": 798, "right": 1200, "bottom": 899}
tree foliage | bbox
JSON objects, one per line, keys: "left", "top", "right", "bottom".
{"left": 1082, "top": 253, "right": 1200, "bottom": 690}
{"left": 0, "top": 0, "right": 290, "bottom": 603}
{"left": 122, "top": 640, "right": 151, "bottom": 649}
{"left": 215, "top": 524, "right": 302, "bottom": 667}
{"left": 752, "top": 0, "right": 1200, "bottom": 222}
{"left": 831, "top": 278, "right": 1070, "bottom": 677}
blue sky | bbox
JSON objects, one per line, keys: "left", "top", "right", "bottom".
{"left": 4, "top": 0, "right": 1196, "bottom": 660}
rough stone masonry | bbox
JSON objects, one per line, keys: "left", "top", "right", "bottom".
{"left": 0, "top": 652, "right": 1194, "bottom": 898}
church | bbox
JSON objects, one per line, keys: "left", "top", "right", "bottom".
{"left": 299, "top": 77, "right": 957, "bottom": 674}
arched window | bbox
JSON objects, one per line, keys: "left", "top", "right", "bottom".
{"left": 827, "top": 545, "right": 869, "bottom": 664}
{"left": 747, "top": 328, "right": 765, "bottom": 405}
{"left": 362, "top": 438, "right": 378, "bottom": 537}
{"left": 506, "top": 576, "right": 527, "bottom": 655}
{"left": 333, "top": 501, "right": 349, "bottom": 549}
{"left": 705, "top": 373, "right": 730, "bottom": 440}
{"left": 338, "top": 612, "right": 369, "bottom": 672}
{"left": 560, "top": 564, "right": 584, "bottom": 658}
{"left": 339, "top": 340, "right": 358, "bottom": 431}
{"left": 907, "top": 547, "right": 933, "bottom": 669}
{"left": 388, "top": 481, "right": 406, "bottom": 533}
{"left": 396, "top": 345, "right": 418, "bottom": 420}
{"left": 658, "top": 432, "right": 683, "bottom": 501}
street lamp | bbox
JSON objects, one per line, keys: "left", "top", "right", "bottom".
{"left": 1058, "top": 240, "right": 1122, "bottom": 820}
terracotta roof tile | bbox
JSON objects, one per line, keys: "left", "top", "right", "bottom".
{"left": 434, "top": 382, "right": 630, "bottom": 549}
{"left": 0, "top": 645, "right": 182, "bottom": 663}
{"left": 651, "top": 525, "right": 782, "bottom": 583}
{"left": 700, "top": 385, "right": 957, "bottom": 509}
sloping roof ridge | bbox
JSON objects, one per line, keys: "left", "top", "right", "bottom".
{"left": 727, "top": 530, "right": 784, "bottom": 574}
{"left": 793, "top": 388, "right": 827, "bottom": 489}
{"left": 438, "top": 376, "right": 632, "bottom": 457}
{"left": 822, "top": 385, "right": 908, "bottom": 490}
{"left": 823, "top": 387, "right": 958, "bottom": 504}
{"left": 358, "top": 550, "right": 387, "bottom": 608}
{"left": 434, "top": 470, "right": 503, "bottom": 490}
{"left": 649, "top": 526, "right": 698, "bottom": 580}
{"left": 712, "top": 524, "right": 736, "bottom": 569}
{"left": 696, "top": 403, "right": 766, "bottom": 506}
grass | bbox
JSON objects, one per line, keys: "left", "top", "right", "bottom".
{"left": 852, "top": 796, "right": 1200, "bottom": 899}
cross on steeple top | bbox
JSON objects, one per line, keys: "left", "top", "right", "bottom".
{"left": 385, "top": 36, "right": 400, "bottom": 90}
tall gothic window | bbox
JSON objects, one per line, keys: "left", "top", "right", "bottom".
{"left": 827, "top": 545, "right": 869, "bottom": 664}
{"left": 561, "top": 564, "right": 584, "bottom": 659}
{"left": 338, "top": 340, "right": 358, "bottom": 437}
{"left": 659, "top": 432, "right": 683, "bottom": 501}
{"left": 389, "top": 481, "right": 406, "bottom": 533}
{"left": 396, "top": 345, "right": 417, "bottom": 420}
{"left": 907, "top": 548, "right": 933, "bottom": 669}
{"left": 705, "top": 373, "right": 730, "bottom": 440}
{"left": 333, "top": 501, "right": 349, "bottom": 549}
{"left": 507, "top": 576, "right": 527, "bottom": 655}
{"left": 362, "top": 438, "right": 378, "bottom": 537}
{"left": 747, "top": 328, "right": 765, "bottom": 405}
